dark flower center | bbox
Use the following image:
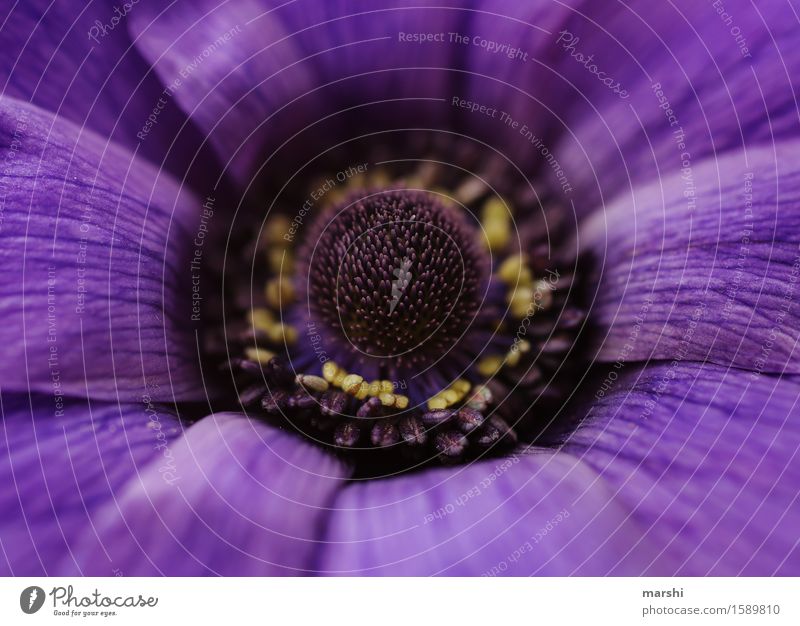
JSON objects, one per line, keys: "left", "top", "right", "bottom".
{"left": 298, "top": 189, "right": 489, "bottom": 377}
{"left": 210, "top": 137, "right": 587, "bottom": 475}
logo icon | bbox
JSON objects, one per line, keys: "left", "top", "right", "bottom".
{"left": 20, "top": 586, "right": 45, "bottom": 614}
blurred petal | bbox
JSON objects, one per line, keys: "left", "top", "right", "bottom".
{"left": 565, "top": 362, "right": 800, "bottom": 575}
{"left": 0, "top": 393, "right": 182, "bottom": 575}
{"left": 316, "top": 451, "right": 676, "bottom": 575}
{"left": 0, "top": 0, "right": 209, "bottom": 179}
{"left": 583, "top": 141, "right": 800, "bottom": 373}
{"left": 129, "top": 0, "right": 465, "bottom": 183}
{"left": 457, "top": 1, "right": 579, "bottom": 167}
{"left": 317, "top": 362, "right": 800, "bottom": 575}
{"left": 78, "top": 413, "right": 351, "bottom": 575}
{"left": 548, "top": 0, "right": 800, "bottom": 207}
{"left": 458, "top": 1, "right": 799, "bottom": 209}
{"left": 0, "top": 97, "right": 206, "bottom": 401}
{"left": 273, "top": 0, "right": 464, "bottom": 105}
{"left": 128, "top": 0, "right": 308, "bottom": 184}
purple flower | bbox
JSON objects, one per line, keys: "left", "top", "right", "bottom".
{"left": 1, "top": 0, "right": 799, "bottom": 575}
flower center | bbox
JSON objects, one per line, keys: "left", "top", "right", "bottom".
{"left": 298, "top": 189, "right": 489, "bottom": 379}
{"left": 211, "top": 143, "right": 586, "bottom": 474}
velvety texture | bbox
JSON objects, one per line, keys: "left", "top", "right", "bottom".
{"left": 1, "top": 0, "right": 798, "bottom": 576}
{"left": 583, "top": 141, "right": 800, "bottom": 373}
{"left": 74, "top": 413, "right": 351, "bottom": 575}
{"left": 0, "top": 97, "right": 206, "bottom": 402}
{"left": 0, "top": 394, "right": 183, "bottom": 575}
{"left": 0, "top": 0, "right": 211, "bottom": 181}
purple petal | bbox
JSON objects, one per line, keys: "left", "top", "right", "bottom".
{"left": 128, "top": 0, "right": 311, "bottom": 184}
{"left": 565, "top": 362, "right": 800, "bottom": 575}
{"left": 583, "top": 142, "right": 800, "bottom": 373}
{"left": 547, "top": 0, "right": 800, "bottom": 206}
{"left": 316, "top": 452, "right": 676, "bottom": 575}
{"left": 0, "top": 1, "right": 208, "bottom": 178}
{"left": 457, "top": 1, "right": 580, "bottom": 164}
{"left": 458, "top": 2, "right": 799, "bottom": 207}
{"left": 317, "top": 361, "right": 799, "bottom": 575}
{"left": 0, "top": 393, "right": 182, "bottom": 575}
{"left": 273, "top": 1, "right": 462, "bottom": 105}
{"left": 75, "top": 413, "right": 351, "bottom": 575}
{"left": 129, "top": 1, "right": 463, "bottom": 183}
{"left": 0, "top": 97, "right": 206, "bottom": 401}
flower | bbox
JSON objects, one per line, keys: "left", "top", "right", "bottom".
{"left": 1, "top": 0, "right": 799, "bottom": 575}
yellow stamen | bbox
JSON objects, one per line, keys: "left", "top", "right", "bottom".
{"left": 368, "top": 170, "right": 392, "bottom": 187}
{"left": 342, "top": 374, "right": 364, "bottom": 395}
{"left": 532, "top": 279, "right": 554, "bottom": 310}
{"left": 477, "top": 355, "right": 504, "bottom": 377}
{"left": 322, "top": 361, "right": 339, "bottom": 383}
{"left": 506, "top": 347, "right": 521, "bottom": 368}
{"left": 454, "top": 178, "right": 486, "bottom": 204}
{"left": 296, "top": 374, "right": 329, "bottom": 393}
{"left": 426, "top": 378, "right": 470, "bottom": 410}
{"left": 379, "top": 392, "right": 396, "bottom": 407}
{"left": 355, "top": 382, "right": 370, "bottom": 400}
{"left": 442, "top": 389, "right": 460, "bottom": 404}
{"left": 497, "top": 254, "right": 532, "bottom": 286}
{"left": 263, "top": 215, "right": 291, "bottom": 247}
{"left": 452, "top": 379, "right": 472, "bottom": 394}
{"left": 248, "top": 308, "right": 275, "bottom": 332}
{"left": 265, "top": 277, "right": 295, "bottom": 308}
{"left": 244, "top": 347, "right": 275, "bottom": 364}
{"left": 481, "top": 197, "right": 511, "bottom": 252}
{"left": 427, "top": 396, "right": 448, "bottom": 410}
{"left": 267, "top": 248, "right": 293, "bottom": 274}
{"left": 267, "top": 323, "right": 297, "bottom": 345}
{"left": 508, "top": 286, "right": 535, "bottom": 318}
